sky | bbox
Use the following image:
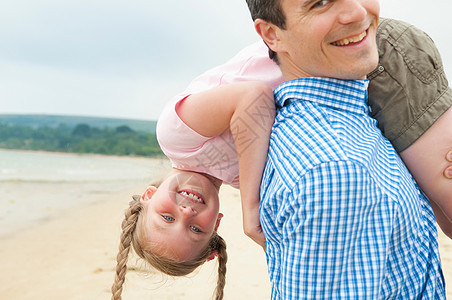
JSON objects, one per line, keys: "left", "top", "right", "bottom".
{"left": 1, "top": 0, "right": 451, "bottom": 121}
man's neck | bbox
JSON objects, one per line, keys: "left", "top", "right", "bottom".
{"left": 278, "top": 54, "right": 368, "bottom": 82}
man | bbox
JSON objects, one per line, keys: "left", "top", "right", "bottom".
{"left": 246, "top": 0, "right": 445, "bottom": 298}
{"left": 166, "top": 22, "right": 452, "bottom": 240}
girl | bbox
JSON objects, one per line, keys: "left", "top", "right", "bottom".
{"left": 111, "top": 77, "right": 277, "bottom": 300}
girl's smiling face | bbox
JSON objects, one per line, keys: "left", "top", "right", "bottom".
{"left": 140, "top": 170, "right": 223, "bottom": 261}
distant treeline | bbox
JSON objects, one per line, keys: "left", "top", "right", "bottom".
{"left": 0, "top": 123, "right": 163, "bottom": 157}
{"left": 0, "top": 114, "right": 157, "bottom": 133}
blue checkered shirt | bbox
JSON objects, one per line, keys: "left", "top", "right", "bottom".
{"left": 260, "top": 77, "right": 445, "bottom": 299}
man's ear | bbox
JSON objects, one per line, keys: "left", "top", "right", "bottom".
{"left": 254, "top": 18, "right": 282, "bottom": 53}
{"left": 140, "top": 186, "right": 157, "bottom": 204}
{"left": 214, "top": 213, "right": 224, "bottom": 232}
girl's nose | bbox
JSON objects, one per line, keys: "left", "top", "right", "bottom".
{"left": 179, "top": 205, "right": 197, "bottom": 216}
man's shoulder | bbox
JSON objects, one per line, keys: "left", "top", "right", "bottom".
{"left": 268, "top": 100, "right": 386, "bottom": 189}
{"left": 272, "top": 100, "right": 342, "bottom": 152}
{"left": 267, "top": 111, "right": 347, "bottom": 188}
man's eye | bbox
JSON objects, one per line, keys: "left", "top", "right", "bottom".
{"left": 190, "top": 225, "right": 201, "bottom": 233}
{"left": 313, "top": 0, "right": 330, "bottom": 8}
{"left": 162, "top": 215, "right": 174, "bottom": 222}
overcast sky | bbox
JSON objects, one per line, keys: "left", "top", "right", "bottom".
{"left": 1, "top": 0, "right": 451, "bottom": 121}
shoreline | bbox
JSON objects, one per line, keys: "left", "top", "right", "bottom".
{"left": 0, "top": 151, "right": 172, "bottom": 240}
{"left": 0, "top": 147, "right": 166, "bottom": 161}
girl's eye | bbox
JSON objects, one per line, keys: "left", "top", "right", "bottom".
{"left": 162, "top": 215, "right": 174, "bottom": 222}
{"left": 190, "top": 226, "right": 201, "bottom": 233}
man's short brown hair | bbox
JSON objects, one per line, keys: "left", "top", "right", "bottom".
{"left": 245, "top": 0, "right": 286, "bottom": 62}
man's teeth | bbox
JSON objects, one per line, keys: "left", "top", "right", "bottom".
{"left": 333, "top": 31, "right": 367, "bottom": 46}
{"left": 180, "top": 191, "right": 203, "bottom": 202}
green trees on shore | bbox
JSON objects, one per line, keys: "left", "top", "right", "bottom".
{"left": 0, "top": 123, "right": 163, "bottom": 157}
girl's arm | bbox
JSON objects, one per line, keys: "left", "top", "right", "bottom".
{"left": 177, "top": 81, "right": 275, "bottom": 249}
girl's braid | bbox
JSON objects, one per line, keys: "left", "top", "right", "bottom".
{"left": 213, "top": 234, "right": 228, "bottom": 300}
{"left": 111, "top": 196, "right": 142, "bottom": 300}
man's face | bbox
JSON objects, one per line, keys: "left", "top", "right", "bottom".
{"left": 275, "top": 0, "right": 380, "bottom": 80}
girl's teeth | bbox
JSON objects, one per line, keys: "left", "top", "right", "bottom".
{"left": 180, "top": 191, "right": 202, "bottom": 202}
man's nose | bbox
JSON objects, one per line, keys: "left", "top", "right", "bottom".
{"left": 337, "top": 0, "right": 367, "bottom": 25}
{"left": 179, "top": 205, "right": 197, "bottom": 216}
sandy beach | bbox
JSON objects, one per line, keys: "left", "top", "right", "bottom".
{"left": 0, "top": 154, "right": 450, "bottom": 299}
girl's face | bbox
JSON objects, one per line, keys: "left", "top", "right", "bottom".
{"left": 140, "top": 170, "right": 222, "bottom": 261}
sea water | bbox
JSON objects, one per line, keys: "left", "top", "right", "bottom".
{"left": 0, "top": 149, "right": 165, "bottom": 182}
{"left": 0, "top": 149, "right": 171, "bottom": 237}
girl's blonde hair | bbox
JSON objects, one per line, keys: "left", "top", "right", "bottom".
{"left": 111, "top": 195, "right": 228, "bottom": 300}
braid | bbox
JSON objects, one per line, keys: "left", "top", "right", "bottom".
{"left": 111, "top": 196, "right": 142, "bottom": 300}
{"left": 213, "top": 234, "right": 228, "bottom": 300}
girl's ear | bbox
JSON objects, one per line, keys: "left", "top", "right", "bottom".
{"left": 206, "top": 250, "right": 218, "bottom": 262}
{"left": 214, "top": 213, "right": 224, "bottom": 232}
{"left": 140, "top": 186, "right": 158, "bottom": 204}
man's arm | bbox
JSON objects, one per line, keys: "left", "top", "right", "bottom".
{"left": 177, "top": 81, "right": 275, "bottom": 248}
{"left": 400, "top": 106, "right": 452, "bottom": 238}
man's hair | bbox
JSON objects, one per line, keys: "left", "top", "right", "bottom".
{"left": 245, "top": 0, "right": 286, "bottom": 62}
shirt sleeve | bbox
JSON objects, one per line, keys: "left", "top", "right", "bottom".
{"left": 278, "top": 160, "right": 393, "bottom": 299}
{"left": 156, "top": 96, "right": 212, "bottom": 158}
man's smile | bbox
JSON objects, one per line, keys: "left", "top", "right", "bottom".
{"left": 331, "top": 30, "right": 367, "bottom": 46}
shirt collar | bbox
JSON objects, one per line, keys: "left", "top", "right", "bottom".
{"left": 274, "top": 77, "right": 370, "bottom": 115}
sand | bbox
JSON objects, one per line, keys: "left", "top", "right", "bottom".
{"left": 0, "top": 179, "right": 269, "bottom": 300}
{"left": 0, "top": 159, "right": 450, "bottom": 299}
